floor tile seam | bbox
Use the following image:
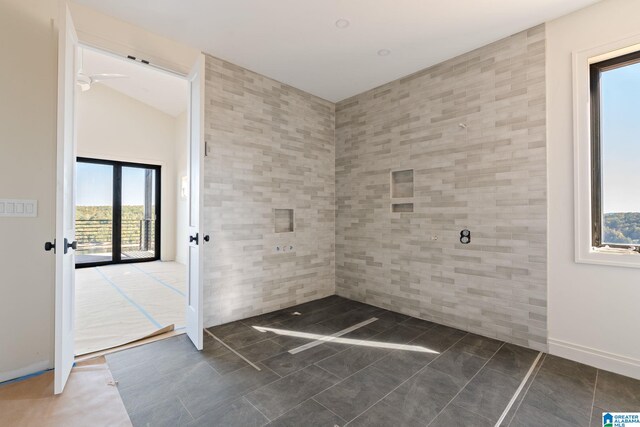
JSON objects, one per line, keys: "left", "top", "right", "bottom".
{"left": 242, "top": 396, "right": 273, "bottom": 424}
{"left": 339, "top": 331, "right": 471, "bottom": 425}
{"left": 177, "top": 395, "right": 197, "bottom": 424}
{"left": 310, "top": 397, "right": 349, "bottom": 425}
{"left": 588, "top": 370, "right": 599, "bottom": 427}
{"left": 425, "top": 342, "right": 507, "bottom": 427}
{"left": 505, "top": 353, "right": 547, "bottom": 427}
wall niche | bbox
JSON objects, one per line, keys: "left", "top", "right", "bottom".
{"left": 274, "top": 209, "right": 294, "bottom": 233}
{"left": 391, "top": 169, "right": 414, "bottom": 198}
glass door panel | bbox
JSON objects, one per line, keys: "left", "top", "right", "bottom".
{"left": 121, "top": 166, "right": 159, "bottom": 261}
{"left": 76, "top": 161, "right": 114, "bottom": 265}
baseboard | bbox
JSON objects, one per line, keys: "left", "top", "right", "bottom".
{"left": 548, "top": 338, "right": 640, "bottom": 380}
{"left": 0, "top": 360, "right": 51, "bottom": 384}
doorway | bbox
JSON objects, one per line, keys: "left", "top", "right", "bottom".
{"left": 75, "top": 158, "right": 161, "bottom": 267}
{"left": 71, "top": 44, "right": 193, "bottom": 357}
{"left": 55, "top": 4, "right": 205, "bottom": 392}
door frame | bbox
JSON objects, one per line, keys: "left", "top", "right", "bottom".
{"left": 75, "top": 157, "right": 162, "bottom": 268}
{"left": 55, "top": 8, "right": 206, "bottom": 393}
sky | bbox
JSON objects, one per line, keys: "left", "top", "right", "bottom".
{"left": 76, "top": 163, "right": 154, "bottom": 206}
{"left": 601, "top": 61, "right": 640, "bottom": 213}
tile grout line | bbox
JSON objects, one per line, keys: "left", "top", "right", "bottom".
{"left": 425, "top": 342, "right": 507, "bottom": 427}
{"left": 242, "top": 396, "right": 273, "bottom": 423}
{"left": 588, "top": 369, "right": 600, "bottom": 427}
{"left": 341, "top": 331, "right": 471, "bottom": 426}
{"left": 505, "top": 353, "right": 547, "bottom": 427}
{"left": 204, "top": 328, "right": 262, "bottom": 371}
{"left": 177, "top": 395, "right": 197, "bottom": 423}
{"left": 494, "top": 351, "right": 544, "bottom": 427}
{"left": 312, "top": 397, "right": 348, "bottom": 424}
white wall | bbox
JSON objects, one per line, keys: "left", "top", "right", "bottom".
{"left": 174, "top": 111, "right": 188, "bottom": 265}
{"left": 547, "top": 0, "right": 640, "bottom": 379}
{"left": 77, "top": 84, "right": 181, "bottom": 261}
{"left": 0, "top": 0, "right": 58, "bottom": 382}
{"left": 0, "top": 1, "right": 196, "bottom": 382}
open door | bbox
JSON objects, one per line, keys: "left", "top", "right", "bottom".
{"left": 54, "top": 2, "right": 78, "bottom": 394}
{"left": 185, "top": 54, "right": 205, "bottom": 350}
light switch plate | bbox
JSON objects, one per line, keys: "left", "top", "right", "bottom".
{"left": 0, "top": 199, "right": 37, "bottom": 217}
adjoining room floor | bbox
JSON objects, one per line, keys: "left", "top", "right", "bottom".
{"left": 105, "top": 296, "right": 640, "bottom": 427}
{"left": 0, "top": 357, "right": 131, "bottom": 427}
{"left": 75, "top": 261, "right": 186, "bottom": 355}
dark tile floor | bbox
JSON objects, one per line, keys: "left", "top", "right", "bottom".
{"left": 105, "top": 296, "right": 640, "bottom": 427}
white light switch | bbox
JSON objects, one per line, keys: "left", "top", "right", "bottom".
{"left": 0, "top": 199, "right": 37, "bottom": 217}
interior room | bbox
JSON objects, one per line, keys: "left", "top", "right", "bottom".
{"left": 1, "top": 0, "right": 639, "bottom": 426}
{"left": 73, "top": 47, "right": 188, "bottom": 355}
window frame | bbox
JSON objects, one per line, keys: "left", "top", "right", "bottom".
{"left": 572, "top": 36, "right": 640, "bottom": 268}
{"left": 589, "top": 50, "right": 640, "bottom": 250}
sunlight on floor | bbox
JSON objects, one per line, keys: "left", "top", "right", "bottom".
{"left": 252, "top": 325, "right": 439, "bottom": 354}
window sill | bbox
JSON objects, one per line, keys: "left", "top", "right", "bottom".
{"left": 576, "top": 247, "right": 640, "bottom": 269}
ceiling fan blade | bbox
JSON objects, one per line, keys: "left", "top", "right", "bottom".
{"left": 90, "top": 73, "right": 128, "bottom": 83}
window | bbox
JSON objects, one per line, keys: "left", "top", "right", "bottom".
{"left": 589, "top": 50, "right": 640, "bottom": 251}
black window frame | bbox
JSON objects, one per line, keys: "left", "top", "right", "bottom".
{"left": 589, "top": 49, "right": 640, "bottom": 249}
{"left": 75, "top": 157, "right": 162, "bottom": 268}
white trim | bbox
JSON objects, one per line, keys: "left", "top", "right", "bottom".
{"left": 572, "top": 33, "right": 640, "bottom": 269}
{"left": 548, "top": 338, "right": 640, "bottom": 380}
{"left": 495, "top": 352, "right": 543, "bottom": 427}
{"left": 0, "top": 360, "right": 51, "bottom": 384}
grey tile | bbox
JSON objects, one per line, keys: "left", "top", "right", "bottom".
{"left": 539, "top": 355, "right": 596, "bottom": 380}
{"left": 590, "top": 406, "right": 606, "bottom": 427}
{"left": 315, "top": 345, "right": 389, "bottom": 379}
{"left": 485, "top": 344, "right": 539, "bottom": 378}
{"left": 430, "top": 404, "right": 493, "bottom": 427}
{"left": 400, "top": 317, "right": 437, "bottom": 330}
{"left": 216, "top": 325, "right": 273, "bottom": 349}
{"left": 372, "top": 347, "right": 438, "bottom": 382}
{"left": 178, "top": 363, "right": 280, "bottom": 420}
{"left": 348, "top": 400, "right": 421, "bottom": 427}
{"left": 267, "top": 399, "right": 345, "bottom": 427}
{"left": 208, "top": 321, "right": 252, "bottom": 339}
{"left": 314, "top": 365, "right": 405, "bottom": 422}
{"left": 408, "top": 325, "right": 466, "bottom": 353}
{"left": 262, "top": 343, "right": 338, "bottom": 377}
{"left": 118, "top": 360, "right": 220, "bottom": 415}
{"left": 450, "top": 334, "right": 503, "bottom": 359}
{"left": 128, "top": 397, "right": 193, "bottom": 427}
{"left": 452, "top": 368, "right": 520, "bottom": 422}
{"left": 205, "top": 347, "right": 254, "bottom": 375}
{"left": 372, "top": 324, "right": 426, "bottom": 345}
{"left": 380, "top": 367, "right": 467, "bottom": 425}
{"left": 366, "top": 309, "right": 410, "bottom": 332}
{"left": 245, "top": 365, "right": 341, "bottom": 421}
{"left": 514, "top": 367, "right": 595, "bottom": 426}
{"left": 185, "top": 397, "right": 269, "bottom": 427}
{"left": 594, "top": 369, "right": 640, "bottom": 412}
{"left": 429, "top": 349, "right": 487, "bottom": 383}
{"left": 510, "top": 401, "right": 588, "bottom": 427}
{"left": 317, "top": 309, "right": 377, "bottom": 332}
{"left": 238, "top": 339, "right": 286, "bottom": 363}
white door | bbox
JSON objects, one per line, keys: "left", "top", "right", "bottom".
{"left": 54, "top": 2, "right": 78, "bottom": 394}
{"left": 185, "top": 54, "right": 205, "bottom": 350}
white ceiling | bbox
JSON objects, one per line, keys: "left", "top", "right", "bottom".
{"left": 74, "top": 0, "right": 600, "bottom": 102}
{"left": 81, "top": 47, "right": 187, "bottom": 117}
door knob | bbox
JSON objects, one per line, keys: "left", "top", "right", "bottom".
{"left": 203, "top": 235, "right": 210, "bottom": 242}
{"left": 44, "top": 240, "right": 56, "bottom": 252}
{"left": 64, "top": 238, "right": 77, "bottom": 254}
{"left": 190, "top": 233, "right": 199, "bottom": 245}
